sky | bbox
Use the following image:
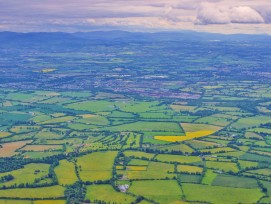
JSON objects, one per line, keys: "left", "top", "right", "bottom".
{"left": 0, "top": 0, "right": 270, "bottom": 34}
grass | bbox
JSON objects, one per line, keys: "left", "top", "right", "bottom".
{"left": 157, "top": 144, "right": 194, "bottom": 154}
{"left": 118, "top": 162, "right": 175, "bottom": 180}
{"left": 0, "top": 186, "right": 65, "bottom": 199}
{"left": 34, "top": 130, "right": 64, "bottom": 140}
{"left": 76, "top": 115, "right": 109, "bottom": 126}
{"left": 103, "top": 121, "right": 183, "bottom": 133}
{"left": 181, "top": 123, "right": 222, "bottom": 132}
{"left": 34, "top": 201, "right": 65, "bottom": 204}
{"left": 10, "top": 126, "right": 40, "bottom": 134}
{"left": 178, "top": 174, "right": 201, "bottom": 184}
{"left": 128, "top": 159, "right": 149, "bottom": 166}
{"left": 200, "top": 147, "right": 236, "bottom": 154}
{"left": 231, "top": 116, "right": 271, "bottom": 129}
{"left": 65, "top": 100, "right": 115, "bottom": 112}
{"left": 54, "top": 160, "right": 78, "bottom": 185}
{"left": 206, "top": 161, "right": 239, "bottom": 173}
{"left": 0, "top": 200, "right": 32, "bottom": 204}
{"left": 156, "top": 154, "right": 201, "bottom": 164}
{"left": 185, "top": 140, "right": 220, "bottom": 149}
{"left": 124, "top": 151, "right": 155, "bottom": 160}
{"left": 31, "top": 115, "right": 52, "bottom": 123}
{"left": 119, "top": 101, "right": 161, "bottom": 113}
{"left": 39, "top": 116, "right": 75, "bottom": 124}
{"left": 170, "top": 104, "right": 196, "bottom": 112}
{"left": 20, "top": 145, "right": 62, "bottom": 151}
{"left": 247, "top": 168, "right": 271, "bottom": 176}
{"left": 240, "top": 153, "right": 271, "bottom": 163}
{"left": 129, "top": 180, "right": 182, "bottom": 203}
{"left": 201, "top": 170, "right": 217, "bottom": 185}
{"left": 77, "top": 151, "right": 117, "bottom": 182}
{"left": 0, "top": 163, "right": 51, "bottom": 188}
{"left": 238, "top": 160, "right": 258, "bottom": 169}
{"left": 23, "top": 151, "right": 61, "bottom": 159}
{"left": 212, "top": 174, "right": 258, "bottom": 188}
{"left": 85, "top": 184, "right": 135, "bottom": 203}
{"left": 194, "top": 116, "right": 231, "bottom": 126}
{"left": 182, "top": 183, "right": 263, "bottom": 204}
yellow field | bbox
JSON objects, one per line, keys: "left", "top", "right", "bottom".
{"left": 41, "top": 68, "right": 56, "bottom": 73}
{"left": 51, "top": 113, "right": 66, "bottom": 117}
{"left": 116, "top": 165, "right": 124, "bottom": 170}
{"left": 79, "top": 114, "right": 97, "bottom": 118}
{"left": 154, "top": 123, "right": 222, "bottom": 142}
{"left": 0, "top": 132, "right": 11, "bottom": 138}
{"left": 154, "top": 130, "right": 214, "bottom": 142}
{"left": 126, "top": 166, "right": 147, "bottom": 171}
{"left": 177, "top": 165, "right": 203, "bottom": 174}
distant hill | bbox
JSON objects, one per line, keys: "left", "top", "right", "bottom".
{"left": 0, "top": 30, "right": 270, "bottom": 48}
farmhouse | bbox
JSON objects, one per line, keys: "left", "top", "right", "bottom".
{"left": 118, "top": 184, "right": 129, "bottom": 192}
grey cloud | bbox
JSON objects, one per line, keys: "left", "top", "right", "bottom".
{"left": 255, "top": 7, "right": 271, "bottom": 23}
{"left": 0, "top": 0, "right": 270, "bottom": 33}
{"left": 196, "top": 2, "right": 269, "bottom": 25}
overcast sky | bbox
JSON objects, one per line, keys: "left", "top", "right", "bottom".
{"left": 0, "top": 0, "right": 270, "bottom": 34}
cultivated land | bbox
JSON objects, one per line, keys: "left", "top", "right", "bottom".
{"left": 0, "top": 31, "right": 271, "bottom": 203}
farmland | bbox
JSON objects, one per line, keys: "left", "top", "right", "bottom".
{"left": 0, "top": 31, "right": 271, "bottom": 203}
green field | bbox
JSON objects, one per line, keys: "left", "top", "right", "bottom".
{"left": 129, "top": 180, "right": 182, "bottom": 203}
{"left": 85, "top": 184, "right": 135, "bottom": 203}
{"left": 0, "top": 186, "right": 65, "bottom": 199}
{"left": 77, "top": 151, "right": 117, "bottom": 182}
{"left": 182, "top": 183, "right": 263, "bottom": 204}
{"left": 54, "top": 160, "right": 78, "bottom": 185}
{"left": 0, "top": 68, "right": 271, "bottom": 204}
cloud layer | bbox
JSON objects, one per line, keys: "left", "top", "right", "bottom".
{"left": 196, "top": 3, "right": 268, "bottom": 25}
{"left": 0, "top": 0, "right": 270, "bottom": 34}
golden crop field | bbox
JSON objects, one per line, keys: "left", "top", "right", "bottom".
{"left": 126, "top": 166, "right": 147, "bottom": 171}
{"left": 177, "top": 165, "right": 203, "bottom": 174}
{"left": 154, "top": 123, "right": 223, "bottom": 142}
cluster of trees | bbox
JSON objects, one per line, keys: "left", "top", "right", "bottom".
{"left": 0, "top": 158, "right": 26, "bottom": 173}
{"left": 64, "top": 182, "right": 86, "bottom": 204}
{"left": 0, "top": 174, "right": 14, "bottom": 183}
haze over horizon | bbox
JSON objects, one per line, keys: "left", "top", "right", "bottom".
{"left": 0, "top": 0, "right": 270, "bottom": 35}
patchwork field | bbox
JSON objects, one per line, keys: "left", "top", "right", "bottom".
{"left": 129, "top": 180, "right": 182, "bottom": 203}
{"left": 85, "top": 185, "right": 135, "bottom": 203}
{"left": 0, "top": 186, "right": 65, "bottom": 199}
{"left": 0, "top": 42, "right": 271, "bottom": 204}
{"left": 182, "top": 183, "right": 264, "bottom": 204}
{"left": 154, "top": 123, "right": 222, "bottom": 142}
{"left": 0, "top": 140, "right": 32, "bottom": 157}
{"left": 77, "top": 151, "right": 117, "bottom": 182}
